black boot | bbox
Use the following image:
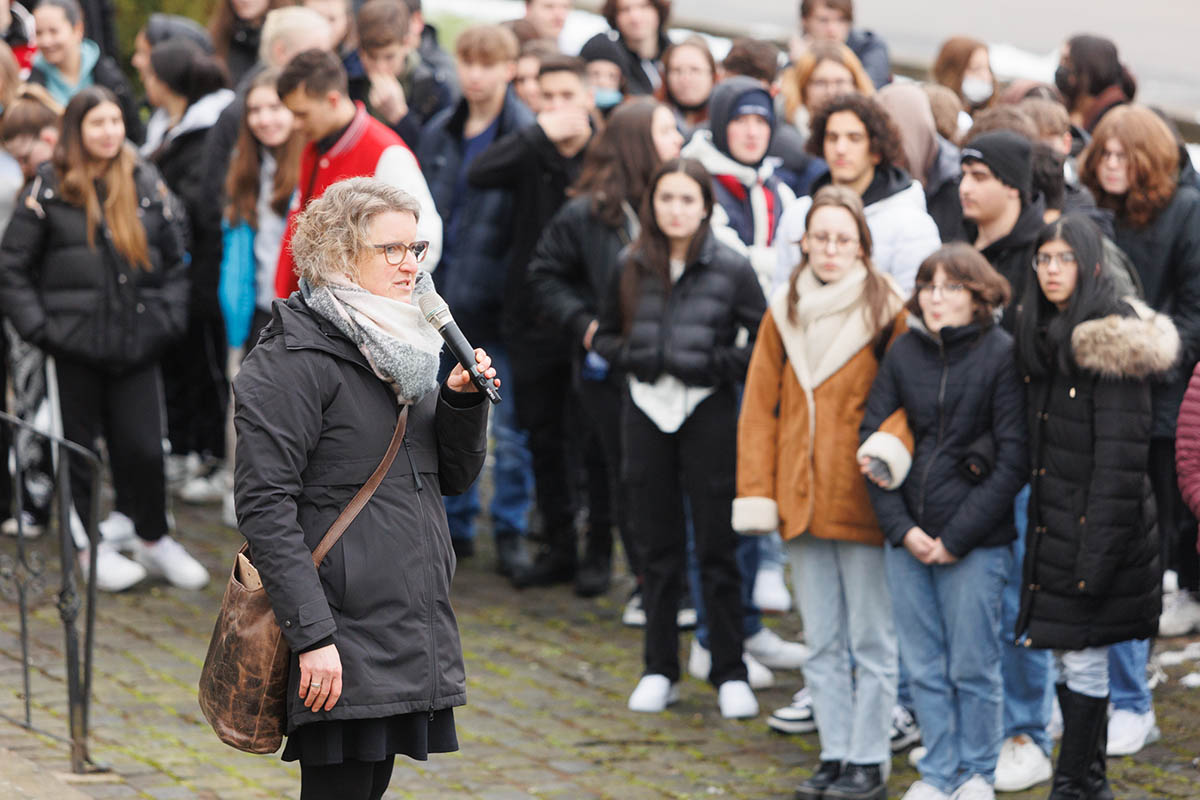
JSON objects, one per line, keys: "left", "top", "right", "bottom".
{"left": 1050, "top": 684, "right": 1109, "bottom": 800}
{"left": 494, "top": 531, "right": 531, "bottom": 578}
{"left": 822, "top": 763, "right": 885, "bottom": 800}
{"left": 574, "top": 527, "right": 613, "bottom": 597}
{"left": 1088, "top": 693, "right": 1114, "bottom": 800}
{"left": 510, "top": 528, "right": 576, "bottom": 588}
{"left": 794, "top": 760, "right": 841, "bottom": 800}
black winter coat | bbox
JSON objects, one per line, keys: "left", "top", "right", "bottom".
{"left": 1112, "top": 184, "right": 1200, "bottom": 438}
{"left": 1017, "top": 303, "right": 1178, "bottom": 650}
{"left": 526, "top": 194, "right": 635, "bottom": 347}
{"left": 862, "top": 319, "right": 1028, "bottom": 557}
{"left": 468, "top": 120, "right": 590, "bottom": 357}
{"left": 0, "top": 160, "right": 188, "bottom": 372}
{"left": 592, "top": 233, "right": 765, "bottom": 386}
{"left": 233, "top": 295, "right": 489, "bottom": 732}
{"left": 417, "top": 91, "right": 534, "bottom": 344}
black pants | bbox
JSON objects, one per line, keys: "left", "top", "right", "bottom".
{"left": 622, "top": 387, "right": 746, "bottom": 684}
{"left": 162, "top": 311, "right": 228, "bottom": 459}
{"left": 576, "top": 370, "right": 640, "bottom": 576}
{"left": 511, "top": 351, "right": 578, "bottom": 536}
{"left": 1150, "top": 437, "right": 1199, "bottom": 591}
{"left": 300, "top": 756, "right": 395, "bottom": 800}
{"left": 55, "top": 358, "right": 168, "bottom": 542}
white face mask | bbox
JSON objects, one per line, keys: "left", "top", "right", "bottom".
{"left": 961, "top": 76, "right": 994, "bottom": 105}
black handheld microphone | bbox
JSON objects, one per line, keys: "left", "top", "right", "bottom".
{"left": 418, "top": 291, "right": 502, "bottom": 405}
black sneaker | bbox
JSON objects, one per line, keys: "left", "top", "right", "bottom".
{"left": 823, "top": 763, "right": 885, "bottom": 800}
{"left": 494, "top": 532, "right": 531, "bottom": 578}
{"left": 510, "top": 546, "right": 575, "bottom": 589}
{"left": 794, "top": 760, "right": 841, "bottom": 800}
{"left": 574, "top": 553, "right": 611, "bottom": 597}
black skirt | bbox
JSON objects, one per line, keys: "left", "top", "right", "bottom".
{"left": 281, "top": 709, "right": 458, "bottom": 766}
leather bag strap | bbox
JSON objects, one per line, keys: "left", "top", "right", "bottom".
{"left": 310, "top": 406, "right": 409, "bottom": 567}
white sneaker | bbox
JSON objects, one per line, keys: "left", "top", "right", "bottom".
{"left": 993, "top": 734, "right": 1052, "bottom": 792}
{"left": 166, "top": 452, "right": 202, "bottom": 486}
{"left": 1159, "top": 591, "right": 1200, "bottom": 637}
{"left": 622, "top": 591, "right": 646, "bottom": 627}
{"left": 1163, "top": 569, "right": 1179, "bottom": 594}
{"left": 891, "top": 703, "right": 922, "bottom": 751}
{"left": 676, "top": 605, "right": 698, "bottom": 629}
{"left": 950, "top": 775, "right": 994, "bottom": 800}
{"left": 909, "top": 745, "right": 927, "bottom": 768}
{"left": 1, "top": 511, "right": 44, "bottom": 539}
{"left": 132, "top": 535, "right": 210, "bottom": 589}
{"left": 79, "top": 542, "right": 147, "bottom": 592}
{"left": 743, "top": 627, "right": 809, "bottom": 669}
{"left": 687, "top": 638, "right": 775, "bottom": 689}
{"left": 1106, "top": 708, "right": 1160, "bottom": 756}
{"left": 767, "top": 686, "right": 816, "bottom": 734}
{"left": 752, "top": 565, "right": 791, "bottom": 613}
{"left": 717, "top": 679, "right": 758, "bottom": 719}
{"left": 177, "top": 469, "right": 229, "bottom": 505}
{"left": 902, "top": 780, "right": 951, "bottom": 800}
{"left": 628, "top": 674, "right": 679, "bottom": 712}
{"left": 98, "top": 511, "right": 136, "bottom": 549}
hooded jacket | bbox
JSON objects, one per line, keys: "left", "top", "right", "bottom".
{"left": 963, "top": 195, "right": 1048, "bottom": 329}
{"left": 861, "top": 318, "right": 1028, "bottom": 557}
{"left": 846, "top": 29, "right": 891, "bottom": 89}
{"left": 774, "top": 165, "right": 941, "bottom": 293}
{"left": 233, "top": 294, "right": 489, "bottom": 732}
{"left": 29, "top": 39, "right": 144, "bottom": 144}
{"left": 143, "top": 89, "right": 237, "bottom": 318}
{"left": 1112, "top": 183, "right": 1200, "bottom": 438}
{"left": 1018, "top": 301, "right": 1177, "bottom": 650}
{"left": 0, "top": 159, "right": 188, "bottom": 371}
{"left": 926, "top": 135, "right": 964, "bottom": 242}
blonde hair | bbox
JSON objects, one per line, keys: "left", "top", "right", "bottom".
{"left": 259, "top": 6, "right": 330, "bottom": 65}
{"left": 290, "top": 177, "right": 421, "bottom": 286}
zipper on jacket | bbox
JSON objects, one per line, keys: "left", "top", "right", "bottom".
{"left": 404, "top": 436, "right": 438, "bottom": 715}
{"left": 916, "top": 339, "right": 950, "bottom": 522}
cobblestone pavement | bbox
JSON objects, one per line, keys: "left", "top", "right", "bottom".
{"left": 2, "top": 502, "right": 1199, "bottom": 799}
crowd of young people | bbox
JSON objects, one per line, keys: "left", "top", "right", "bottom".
{"left": 0, "top": 0, "right": 1195, "bottom": 798}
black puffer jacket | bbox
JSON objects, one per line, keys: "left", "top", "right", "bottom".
{"left": 861, "top": 318, "right": 1028, "bottom": 557}
{"left": 233, "top": 294, "right": 489, "bottom": 732}
{"left": 1112, "top": 183, "right": 1200, "bottom": 438}
{"left": 527, "top": 194, "right": 636, "bottom": 347}
{"left": 0, "top": 159, "right": 188, "bottom": 372}
{"left": 592, "top": 232, "right": 765, "bottom": 386}
{"left": 1017, "top": 302, "right": 1178, "bottom": 650}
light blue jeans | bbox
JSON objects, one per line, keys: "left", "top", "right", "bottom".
{"left": 1057, "top": 646, "right": 1110, "bottom": 699}
{"left": 789, "top": 537, "right": 897, "bottom": 765}
{"left": 1109, "top": 639, "right": 1152, "bottom": 713}
{"left": 1002, "top": 485, "right": 1055, "bottom": 755}
{"left": 886, "top": 541, "right": 1011, "bottom": 795}
{"left": 442, "top": 344, "right": 534, "bottom": 540}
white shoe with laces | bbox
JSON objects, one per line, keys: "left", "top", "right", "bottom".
{"left": 767, "top": 686, "right": 816, "bottom": 734}
{"left": 628, "top": 674, "right": 679, "bottom": 712}
{"left": 687, "top": 638, "right": 775, "bottom": 689}
{"left": 901, "top": 780, "right": 951, "bottom": 800}
{"left": 743, "top": 627, "right": 809, "bottom": 669}
{"left": 1106, "top": 708, "right": 1160, "bottom": 755}
{"left": 79, "top": 542, "right": 147, "bottom": 592}
{"left": 950, "top": 775, "right": 995, "bottom": 800}
{"left": 891, "top": 703, "right": 922, "bottom": 751}
{"left": 132, "top": 535, "right": 210, "bottom": 589}
{"left": 752, "top": 565, "right": 791, "bottom": 613}
{"left": 717, "top": 679, "right": 758, "bottom": 719}
{"left": 99, "top": 511, "right": 136, "bottom": 549}
{"left": 1158, "top": 590, "right": 1200, "bottom": 637}
{"left": 993, "top": 734, "right": 1052, "bottom": 792}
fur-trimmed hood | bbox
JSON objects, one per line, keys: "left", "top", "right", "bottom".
{"left": 1071, "top": 299, "right": 1180, "bottom": 380}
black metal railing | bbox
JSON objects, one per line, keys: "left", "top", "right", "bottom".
{"left": 0, "top": 409, "right": 107, "bottom": 775}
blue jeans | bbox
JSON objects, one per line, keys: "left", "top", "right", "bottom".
{"left": 1057, "top": 647, "right": 1110, "bottom": 698}
{"left": 1109, "top": 639, "right": 1152, "bottom": 713}
{"left": 1001, "top": 485, "right": 1054, "bottom": 754}
{"left": 791, "top": 537, "right": 897, "bottom": 764}
{"left": 758, "top": 531, "right": 788, "bottom": 569}
{"left": 886, "top": 541, "right": 1011, "bottom": 795}
{"left": 442, "top": 344, "right": 533, "bottom": 541}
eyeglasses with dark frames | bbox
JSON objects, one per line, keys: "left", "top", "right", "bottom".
{"left": 370, "top": 241, "right": 429, "bottom": 265}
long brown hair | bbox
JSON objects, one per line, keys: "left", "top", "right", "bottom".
{"left": 930, "top": 36, "right": 992, "bottom": 109}
{"left": 1079, "top": 104, "right": 1178, "bottom": 227}
{"left": 570, "top": 97, "right": 666, "bottom": 229}
{"left": 53, "top": 88, "right": 150, "bottom": 269}
{"left": 785, "top": 185, "right": 893, "bottom": 338}
{"left": 619, "top": 157, "right": 713, "bottom": 333}
{"left": 225, "top": 68, "right": 303, "bottom": 227}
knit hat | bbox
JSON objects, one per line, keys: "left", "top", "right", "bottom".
{"left": 730, "top": 87, "right": 775, "bottom": 127}
{"left": 708, "top": 76, "right": 777, "bottom": 158}
{"left": 580, "top": 32, "right": 624, "bottom": 66}
{"left": 961, "top": 130, "right": 1033, "bottom": 199}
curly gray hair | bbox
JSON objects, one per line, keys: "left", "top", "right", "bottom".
{"left": 289, "top": 177, "right": 422, "bottom": 286}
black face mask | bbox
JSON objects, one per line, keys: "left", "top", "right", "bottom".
{"left": 1054, "top": 64, "right": 1078, "bottom": 102}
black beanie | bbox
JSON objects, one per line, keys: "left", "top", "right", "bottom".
{"left": 961, "top": 130, "right": 1033, "bottom": 200}
{"left": 580, "top": 32, "right": 625, "bottom": 66}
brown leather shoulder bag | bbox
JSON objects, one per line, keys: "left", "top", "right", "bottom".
{"left": 197, "top": 406, "right": 409, "bottom": 754}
